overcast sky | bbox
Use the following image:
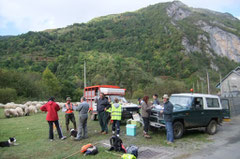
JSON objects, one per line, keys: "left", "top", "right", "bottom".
{"left": 0, "top": 0, "right": 239, "bottom": 35}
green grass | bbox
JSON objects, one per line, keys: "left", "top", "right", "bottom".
{"left": 0, "top": 108, "right": 210, "bottom": 159}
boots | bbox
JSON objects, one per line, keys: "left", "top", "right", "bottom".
{"left": 143, "top": 131, "right": 151, "bottom": 138}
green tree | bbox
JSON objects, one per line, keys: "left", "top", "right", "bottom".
{"left": 42, "top": 67, "right": 61, "bottom": 97}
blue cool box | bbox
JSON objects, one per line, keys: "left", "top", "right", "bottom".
{"left": 126, "top": 124, "right": 136, "bottom": 136}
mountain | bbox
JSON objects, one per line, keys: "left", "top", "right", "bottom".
{"left": 0, "top": 1, "right": 239, "bottom": 101}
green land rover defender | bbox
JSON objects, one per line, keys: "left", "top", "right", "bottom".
{"left": 149, "top": 93, "right": 230, "bottom": 139}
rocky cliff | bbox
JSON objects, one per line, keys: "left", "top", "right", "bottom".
{"left": 167, "top": 1, "right": 240, "bottom": 63}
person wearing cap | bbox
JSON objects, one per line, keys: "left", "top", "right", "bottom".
{"left": 74, "top": 96, "right": 89, "bottom": 141}
{"left": 63, "top": 97, "right": 76, "bottom": 131}
{"left": 40, "top": 97, "right": 66, "bottom": 141}
{"left": 161, "top": 94, "right": 174, "bottom": 144}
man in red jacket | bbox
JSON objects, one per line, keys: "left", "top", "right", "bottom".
{"left": 40, "top": 97, "right": 66, "bottom": 141}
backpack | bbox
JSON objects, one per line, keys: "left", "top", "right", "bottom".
{"left": 84, "top": 146, "right": 98, "bottom": 156}
{"left": 81, "top": 144, "right": 93, "bottom": 153}
{"left": 121, "top": 154, "right": 136, "bottom": 159}
{"left": 109, "top": 135, "right": 126, "bottom": 153}
{"left": 126, "top": 145, "right": 138, "bottom": 157}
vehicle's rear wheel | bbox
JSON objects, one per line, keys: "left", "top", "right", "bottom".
{"left": 173, "top": 121, "right": 184, "bottom": 139}
{"left": 206, "top": 120, "right": 218, "bottom": 135}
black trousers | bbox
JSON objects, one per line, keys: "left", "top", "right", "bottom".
{"left": 142, "top": 117, "right": 150, "bottom": 133}
{"left": 48, "top": 120, "right": 63, "bottom": 139}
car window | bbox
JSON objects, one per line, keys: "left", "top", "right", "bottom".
{"left": 192, "top": 97, "right": 203, "bottom": 109}
{"left": 206, "top": 98, "right": 220, "bottom": 108}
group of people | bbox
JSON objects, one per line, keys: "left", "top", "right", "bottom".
{"left": 40, "top": 92, "right": 122, "bottom": 141}
{"left": 40, "top": 93, "right": 174, "bottom": 144}
{"left": 140, "top": 94, "right": 174, "bottom": 144}
{"left": 40, "top": 96, "right": 90, "bottom": 141}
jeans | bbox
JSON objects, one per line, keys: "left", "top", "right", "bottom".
{"left": 48, "top": 120, "right": 63, "bottom": 139}
{"left": 112, "top": 120, "right": 120, "bottom": 135}
{"left": 142, "top": 117, "right": 150, "bottom": 133}
{"left": 77, "top": 114, "right": 88, "bottom": 139}
{"left": 98, "top": 111, "right": 108, "bottom": 133}
{"left": 165, "top": 121, "right": 174, "bottom": 142}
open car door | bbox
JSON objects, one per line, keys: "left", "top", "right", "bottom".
{"left": 221, "top": 98, "right": 231, "bottom": 120}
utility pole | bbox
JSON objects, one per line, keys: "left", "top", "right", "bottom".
{"left": 206, "top": 70, "right": 210, "bottom": 94}
{"left": 84, "top": 60, "right": 87, "bottom": 88}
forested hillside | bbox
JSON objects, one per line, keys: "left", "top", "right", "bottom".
{"left": 0, "top": 1, "right": 239, "bottom": 103}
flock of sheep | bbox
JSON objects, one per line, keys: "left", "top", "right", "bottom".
{"left": 0, "top": 101, "right": 66, "bottom": 118}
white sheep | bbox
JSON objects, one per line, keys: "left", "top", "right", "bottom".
{"left": 9, "top": 109, "right": 18, "bottom": 117}
{"left": 29, "top": 105, "right": 38, "bottom": 114}
{"left": 16, "top": 107, "right": 24, "bottom": 116}
{"left": 24, "top": 107, "right": 30, "bottom": 116}
{"left": 36, "top": 104, "right": 42, "bottom": 110}
{"left": 4, "top": 109, "right": 11, "bottom": 118}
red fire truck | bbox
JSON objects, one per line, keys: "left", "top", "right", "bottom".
{"left": 84, "top": 85, "right": 139, "bottom": 120}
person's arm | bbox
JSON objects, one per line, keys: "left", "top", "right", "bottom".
{"left": 75, "top": 103, "right": 83, "bottom": 111}
{"left": 163, "top": 103, "right": 173, "bottom": 115}
{"left": 55, "top": 104, "right": 60, "bottom": 111}
{"left": 40, "top": 104, "right": 47, "bottom": 112}
{"left": 62, "top": 104, "right": 67, "bottom": 112}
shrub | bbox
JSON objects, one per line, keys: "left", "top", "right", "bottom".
{"left": 0, "top": 88, "right": 17, "bottom": 104}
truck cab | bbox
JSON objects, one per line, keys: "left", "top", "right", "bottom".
{"left": 149, "top": 93, "right": 228, "bottom": 139}
{"left": 84, "top": 85, "right": 139, "bottom": 120}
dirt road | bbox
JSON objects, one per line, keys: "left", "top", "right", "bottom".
{"left": 186, "top": 115, "right": 240, "bottom": 159}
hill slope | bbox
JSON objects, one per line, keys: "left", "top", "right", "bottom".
{"left": 0, "top": 1, "right": 239, "bottom": 100}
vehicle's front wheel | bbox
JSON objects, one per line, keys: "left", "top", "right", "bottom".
{"left": 173, "top": 121, "right": 184, "bottom": 139}
{"left": 206, "top": 120, "right": 218, "bottom": 135}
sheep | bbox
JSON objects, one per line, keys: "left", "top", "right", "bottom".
{"left": 25, "top": 101, "right": 32, "bottom": 106}
{"left": 36, "top": 104, "right": 42, "bottom": 110}
{"left": 24, "top": 107, "right": 30, "bottom": 116}
{"left": 4, "top": 103, "right": 18, "bottom": 109}
{"left": 16, "top": 107, "right": 24, "bottom": 116}
{"left": 4, "top": 109, "right": 11, "bottom": 118}
{"left": 29, "top": 105, "right": 38, "bottom": 114}
{"left": 9, "top": 109, "right": 18, "bottom": 117}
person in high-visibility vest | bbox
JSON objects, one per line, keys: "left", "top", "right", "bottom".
{"left": 111, "top": 98, "right": 122, "bottom": 137}
{"left": 62, "top": 97, "right": 76, "bottom": 131}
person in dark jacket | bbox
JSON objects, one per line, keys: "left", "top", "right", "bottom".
{"left": 161, "top": 94, "right": 174, "bottom": 144}
{"left": 141, "top": 96, "right": 154, "bottom": 138}
{"left": 97, "top": 93, "right": 110, "bottom": 134}
{"left": 40, "top": 97, "right": 66, "bottom": 141}
{"left": 74, "top": 97, "right": 89, "bottom": 141}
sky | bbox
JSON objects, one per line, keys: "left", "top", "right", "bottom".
{"left": 0, "top": 0, "right": 239, "bottom": 36}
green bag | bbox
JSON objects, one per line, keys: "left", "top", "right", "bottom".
{"left": 121, "top": 154, "right": 136, "bottom": 159}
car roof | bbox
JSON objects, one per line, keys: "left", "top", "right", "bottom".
{"left": 171, "top": 93, "right": 219, "bottom": 98}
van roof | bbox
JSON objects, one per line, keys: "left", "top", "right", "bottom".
{"left": 171, "top": 93, "right": 219, "bottom": 98}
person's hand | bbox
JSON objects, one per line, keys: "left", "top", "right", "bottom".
{"left": 160, "top": 110, "right": 163, "bottom": 113}
{"left": 104, "top": 108, "right": 107, "bottom": 111}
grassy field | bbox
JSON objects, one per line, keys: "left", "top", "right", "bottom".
{"left": 0, "top": 108, "right": 209, "bottom": 159}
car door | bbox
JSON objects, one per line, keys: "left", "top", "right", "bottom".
{"left": 185, "top": 97, "right": 205, "bottom": 127}
{"left": 221, "top": 98, "right": 230, "bottom": 119}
